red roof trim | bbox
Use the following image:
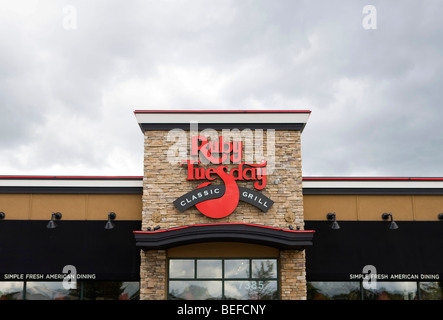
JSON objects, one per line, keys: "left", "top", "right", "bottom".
{"left": 0, "top": 175, "right": 143, "bottom": 180}
{"left": 133, "top": 223, "right": 315, "bottom": 234}
{"left": 2, "top": 176, "right": 443, "bottom": 181}
{"left": 303, "top": 177, "right": 443, "bottom": 181}
{"left": 134, "top": 110, "right": 311, "bottom": 114}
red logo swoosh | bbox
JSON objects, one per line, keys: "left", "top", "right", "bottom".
{"left": 195, "top": 166, "right": 239, "bottom": 219}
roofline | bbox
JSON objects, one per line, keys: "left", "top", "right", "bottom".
{"left": 302, "top": 177, "right": 443, "bottom": 195}
{"left": 2, "top": 175, "right": 443, "bottom": 183}
{"left": 133, "top": 109, "right": 311, "bottom": 132}
{"left": 0, "top": 176, "right": 143, "bottom": 194}
{"left": 303, "top": 177, "right": 443, "bottom": 181}
{"left": 133, "top": 110, "right": 312, "bottom": 114}
{"left": 3, "top": 175, "right": 443, "bottom": 180}
{"left": 2, "top": 175, "right": 443, "bottom": 181}
{"left": 2, "top": 176, "right": 443, "bottom": 196}
{"left": 0, "top": 175, "right": 143, "bottom": 180}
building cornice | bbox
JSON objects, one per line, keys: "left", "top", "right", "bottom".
{"left": 134, "top": 110, "right": 311, "bottom": 132}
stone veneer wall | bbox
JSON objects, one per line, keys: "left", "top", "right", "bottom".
{"left": 280, "top": 250, "right": 307, "bottom": 299}
{"left": 139, "top": 129, "right": 306, "bottom": 300}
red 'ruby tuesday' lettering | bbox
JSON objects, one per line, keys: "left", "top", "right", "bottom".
{"left": 176, "top": 136, "right": 272, "bottom": 219}
{"left": 183, "top": 160, "right": 267, "bottom": 190}
{"left": 191, "top": 136, "right": 242, "bottom": 164}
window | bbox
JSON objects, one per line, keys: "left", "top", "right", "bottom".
{"left": 0, "top": 282, "right": 24, "bottom": 300}
{"left": 82, "top": 281, "right": 140, "bottom": 300}
{"left": 307, "top": 281, "right": 435, "bottom": 300}
{"left": 168, "top": 258, "right": 278, "bottom": 300}
{"left": 0, "top": 281, "right": 139, "bottom": 300}
{"left": 307, "top": 282, "right": 361, "bottom": 300}
{"left": 419, "top": 282, "right": 443, "bottom": 300}
{"left": 25, "top": 282, "right": 80, "bottom": 300}
{"left": 363, "top": 282, "right": 418, "bottom": 300}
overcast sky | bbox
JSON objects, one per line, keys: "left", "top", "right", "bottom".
{"left": 1, "top": 0, "right": 442, "bottom": 177}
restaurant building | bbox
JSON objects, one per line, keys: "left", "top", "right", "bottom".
{"left": 0, "top": 110, "right": 442, "bottom": 300}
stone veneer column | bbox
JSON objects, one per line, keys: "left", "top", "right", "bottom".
{"left": 139, "top": 129, "right": 307, "bottom": 300}
{"left": 280, "top": 250, "right": 307, "bottom": 300}
{"left": 140, "top": 250, "right": 166, "bottom": 300}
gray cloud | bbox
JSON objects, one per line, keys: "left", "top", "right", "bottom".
{"left": 0, "top": 0, "right": 442, "bottom": 177}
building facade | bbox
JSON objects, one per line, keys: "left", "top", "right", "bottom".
{"left": 134, "top": 110, "right": 312, "bottom": 300}
{"left": 0, "top": 110, "right": 442, "bottom": 300}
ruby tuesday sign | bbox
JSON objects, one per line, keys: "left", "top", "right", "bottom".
{"left": 174, "top": 136, "right": 274, "bottom": 218}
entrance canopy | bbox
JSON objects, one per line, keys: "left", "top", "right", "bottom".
{"left": 134, "top": 223, "right": 314, "bottom": 250}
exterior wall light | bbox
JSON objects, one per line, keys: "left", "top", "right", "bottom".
{"left": 47, "top": 212, "right": 62, "bottom": 229}
{"left": 326, "top": 212, "right": 340, "bottom": 230}
{"left": 438, "top": 213, "right": 443, "bottom": 220}
{"left": 382, "top": 212, "right": 398, "bottom": 230}
{"left": 0, "top": 212, "right": 5, "bottom": 219}
{"left": 105, "top": 212, "right": 117, "bottom": 229}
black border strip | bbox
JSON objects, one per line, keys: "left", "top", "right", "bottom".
{"left": 0, "top": 187, "right": 143, "bottom": 194}
{"left": 304, "top": 220, "right": 443, "bottom": 281}
{"left": 0, "top": 176, "right": 143, "bottom": 180}
{"left": 0, "top": 220, "right": 141, "bottom": 281}
{"left": 138, "top": 123, "right": 307, "bottom": 131}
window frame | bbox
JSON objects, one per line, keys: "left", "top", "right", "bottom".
{"left": 167, "top": 257, "right": 279, "bottom": 300}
